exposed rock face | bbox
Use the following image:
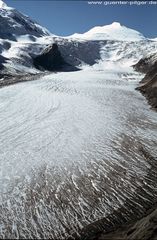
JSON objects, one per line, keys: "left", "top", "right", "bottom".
{"left": 58, "top": 40, "right": 101, "bottom": 67}
{"left": 134, "top": 52, "right": 157, "bottom": 76}
{"left": 138, "top": 74, "right": 157, "bottom": 109}
{"left": 134, "top": 58, "right": 153, "bottom": 74}
{"left": 33, "top": 43, "right": 79, "bottom": 72}
{"left": 0, "top": 54, "right": 8, "bottom": 71}
{"left": 134, "top": 53, "right": 157, "bottom": 109}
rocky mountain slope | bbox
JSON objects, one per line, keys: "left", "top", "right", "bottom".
{"left": 134, "top": 52, "right": 157, "bottom": 109}
{"left": 33, "top": 43, "right": 79, "bottom": 71}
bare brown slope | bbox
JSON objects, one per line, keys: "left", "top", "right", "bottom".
{"left": 134, "top": 53, "right": 157, "bottom": 110}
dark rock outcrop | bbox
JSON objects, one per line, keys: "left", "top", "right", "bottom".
{"left": 137, "top": 73, "right": 157, "bottom": 109}
{"left": 58, "top": 40, "right": 102, "bottom": 67}
{"left": 134, "top": 58, "right": 153, "bottom": 74}
{"left": 33, "top": 43, "right": 79, "bottom": 72}
{"left": 134, "top": 53, "right": 157, "bottom": 110}
{"left": 0, "top": 55, "right": 8, "bottom": 70}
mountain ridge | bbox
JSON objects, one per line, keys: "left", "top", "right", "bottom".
{"left": 0, "top": 0, "right": 157, "bottom": 75}
{"left": 0, "top": 0, "right": 51, "bottom": 39}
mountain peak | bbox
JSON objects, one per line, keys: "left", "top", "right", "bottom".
{"left": 110, "top": 22, "right": 121, "bottom": 27}
{"left": 68, "top": 23, "right": 145, "bottom": 42}
{"left": 0, "top": 0, "right": 8, "bottom": 8}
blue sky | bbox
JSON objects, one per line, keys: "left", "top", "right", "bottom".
{"left": 5, "top": 0, "right": 157, "bottom": 38}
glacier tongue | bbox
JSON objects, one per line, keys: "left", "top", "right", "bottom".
{"left": 0, "top": 69, "right": 157, "bottom": 239}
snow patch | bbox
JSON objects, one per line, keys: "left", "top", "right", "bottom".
{"left": 0, "top": 0, "right": 13, "bottom": 10}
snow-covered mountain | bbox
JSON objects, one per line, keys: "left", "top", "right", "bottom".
{"left": 0, "top": 0, "right": 51, "bottom": 39}
{"left": 67, "top": 22, "right": 145, "bottom": 41}
{"left": 0, "top": 0, "right": 7, "bottom": 8}
{"left": 0, "top": 0, "right": 157, "bottom": 75}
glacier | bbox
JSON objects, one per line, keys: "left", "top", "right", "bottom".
{"left": 0, "top": 0, "right": 157, "bottom": 239}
